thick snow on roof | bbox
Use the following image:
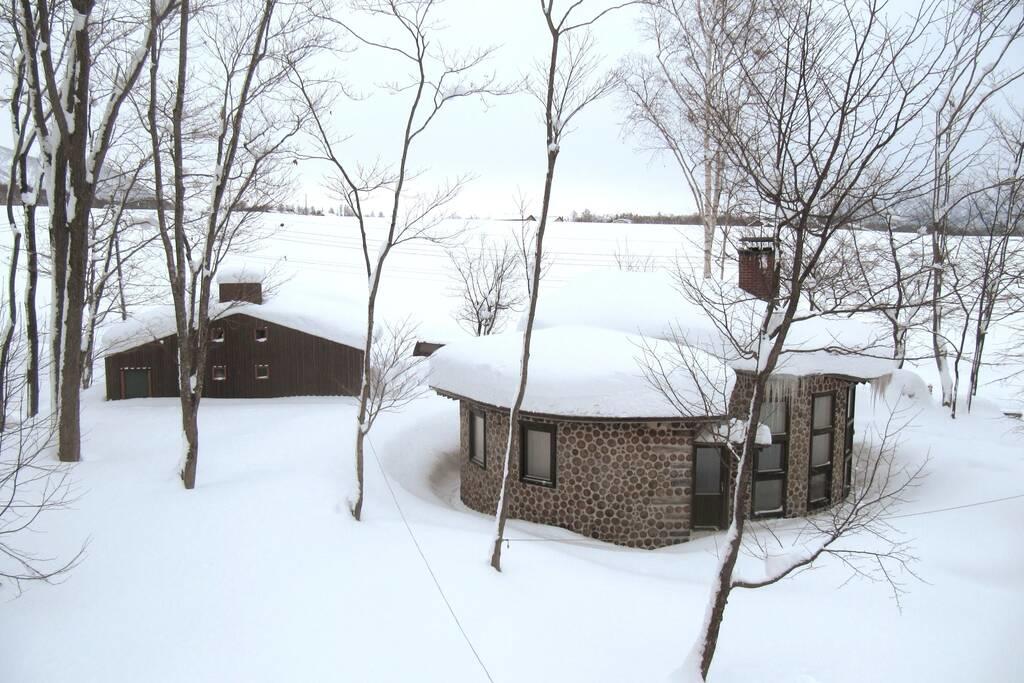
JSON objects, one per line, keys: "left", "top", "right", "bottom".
{"left": 102, "top": 287, "right": 367, "bottom": 355}
{"left": 527, "top": 270, "right": 895, "bottom": 380}
{"left": 429, "top": 325, "right": 734, "bottom": 419}
{"left": 217, "top": 261, "right": 273, "bottom": 284}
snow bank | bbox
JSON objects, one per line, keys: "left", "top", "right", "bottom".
{"left": 428, "top": 325, "right": 734, "bottom": 419}
{"left": 101, "top": 288, "right": 368, "bottom": 354}
{"left": 529, "top": 270, "right": 895, "bottom": 380}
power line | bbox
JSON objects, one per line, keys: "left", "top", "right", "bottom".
{"left": 365, "top": 435, "right": 494, "bottom": 683}
{"left": 887, "top": 492, "right": 1024, "bottom": 519}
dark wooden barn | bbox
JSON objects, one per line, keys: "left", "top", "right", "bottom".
{"left": 104, "top": 280, "right": 364, "bottom": 400}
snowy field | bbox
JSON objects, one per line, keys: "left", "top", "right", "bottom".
{"left": 3, "top": 214, "right": 1024, "bottom": 682}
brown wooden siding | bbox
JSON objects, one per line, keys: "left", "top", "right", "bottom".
{"left": 104, "top": 335, "right": 180, "bottom": 399}
{"left": 104, "top": 313, "right": 363, "bottom": 399}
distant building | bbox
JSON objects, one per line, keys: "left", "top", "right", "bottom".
{"left": 103, "top": 273, "right": 365, "bottom": 400}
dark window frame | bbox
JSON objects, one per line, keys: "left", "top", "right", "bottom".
{"left": 752, "top": 398, "right": 789, "bottom": 518}
{"left": 808, "top": 390, "right": 835, "bottom": 509}
{"left": 210, "top": 326, "right": 225, "bottom": 343}
{"left": 843, "top": 384, "right": 856, "bottom": 498}
{"left": 212, "top": 364, "right": 228, "bottom": 381}
{"left": 693, "top": 443, "right": 728, "bottom": 529}
{"left": 254, "top": 326, "right": 268, "bottom": 343}
{"left": 468, "top": 408, "right": 487, "bottom": 469}
{"left": 255, "top": 363, "right": 270, "bottom": 380}
{"left": 519, "top": 421, "right": 556, "bottom": 488}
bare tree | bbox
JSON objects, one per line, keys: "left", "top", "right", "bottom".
{"left": 10, "top": 0, "right": 176, "bottom": 461}
{"left": 924, "top": 2, "right": 1024, "bottom": 408}
{"left": 144, "top": 0, "right": 316, "bottom": 488}
{"left": 0, "top": 21, "right": 43, "bottom": 425}
{"left": 489, "top": 0, "right": 640, "bottom": 572}
{"left": 447, "top": 235, "right": 525, "bottom": 336}
{"left": 81, "top": 154, "right": 159, "bottom": 389}
{"left": 296, "top": 0, "right": 503, "bottom": 520}
{"left": 961, "top": 115, "right": 1024, "bottom": 411}
{"left": 0, "top": 336, "right": 84, "bottom": 594}
{"left": 613, "top": 239, "right": 658, "bottom": 272}
{"left": 658, "top": 0, "right": 979, "bottom": 677}
{"left": 622, "top": 0, "right": 759, "bottom": 278}
{"left": 365, "top": 318, "right": 428, "bottom": 429}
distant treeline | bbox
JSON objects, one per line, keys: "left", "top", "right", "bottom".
{"left": 607, "top": 212, "right": 762, "bottom": 226}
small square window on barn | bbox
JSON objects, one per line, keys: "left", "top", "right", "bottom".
{"left": 212, "top": 365, "right": 227, "bottom": 381}
{"left": 255, "top": 364, "right": 270, "bottom": 380}
{"left": 520, "top": 421, "right": 556, "bottom": 487}
{"left": 211, "top": 327, "right": 225, "bottom": 343}
{"left": 254, "top": 326, "right": 268, "bottom": 342}
{"left": 469, "top": 409, "right": 486, "bottom": 468}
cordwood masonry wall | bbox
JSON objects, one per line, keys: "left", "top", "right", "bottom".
{"left": 458, "top": 403, "right": 706, "bottom": 549}
{"left": 455, "top": 374, "right": 856, "bottom": 549}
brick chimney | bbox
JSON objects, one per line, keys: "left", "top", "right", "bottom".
{"left": 219, "top": 281, "right": 262, "bottom": 304}
{"left": 737, "top": 236, "right": 775, "bottom": 301}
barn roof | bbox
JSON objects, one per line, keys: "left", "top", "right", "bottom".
{"left": 101, "top": 287, "right": 367, "bottom": 355}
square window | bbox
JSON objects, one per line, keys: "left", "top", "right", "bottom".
{"left": 212, "top": 365, "right": 227, "bottom": 381}
{"left": 809, "top": 472, "right": 829, "bottom": 503}
{"left": 254, "top": 326, "right": 268, "bottom": 342}
{"left": 255, "top": 364, "right": 270, "bottom": 380}
{"left": 754, "top": 478, "right": 784, "bottom": 513}
{"left": 811, "top": 433, "right": 832, "bottom": 466}
{"left": 470, "top": 410, "right": 486, "bottom": 467}
{"left": 758, "top": 443, "right": 784, "bottom": 472}
{"left": 521, "top": 423, "right": 555, "bottom": 486}
{"left": 812, "top": 394, "right": 833, "bottom": 429}
{"left": 210, "top": 327, "right": 225, "bottom": 343}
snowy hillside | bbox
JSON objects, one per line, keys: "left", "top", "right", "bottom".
{"left": 2, "top": 213, "right": 1022, "bottom": 682}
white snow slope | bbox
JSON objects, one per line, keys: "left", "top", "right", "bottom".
{"left": 3, "top": 214, "right": 1023, "bottom": 682}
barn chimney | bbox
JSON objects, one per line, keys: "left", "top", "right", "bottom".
{"left": 219, "top": 281, "right": 262, "bottom": 304}
{"left": 737, "top": 236, "right": 776, "bottom": 301}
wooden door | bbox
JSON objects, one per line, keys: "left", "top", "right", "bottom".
{"left": 121, "top": 368, "right": 152, "bottom": 399}
{"left": 693, "top": 445, "right": 727, "bottom": 529}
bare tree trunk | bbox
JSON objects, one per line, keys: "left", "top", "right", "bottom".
{"left": 490, "top": 143, "right": 558, "bottom": 571}
{"left": 694, "top": 388, "right": 759, "bottom": 678}
{"left": 1, "top": 196, "right": 23, "bottom": 430}
{"left": 23, "top": 205, "right": 39, "bottom": 416}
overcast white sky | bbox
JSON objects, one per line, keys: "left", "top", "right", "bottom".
{"left": 296, "top": 1, "right": 691, "bottom": 219}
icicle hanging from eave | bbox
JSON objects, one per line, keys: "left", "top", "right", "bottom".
{"left": 869, "top": 373, "right": 892, "bottom": 407}
{"left": 764, "top": 375, "right": 800, "bottom": 403}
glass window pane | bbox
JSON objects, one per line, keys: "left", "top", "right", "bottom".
{"left": 762, "top": 401, "right": 787, "bottom": 435}
{"left": 754, "top": 478, "right": 783, "bottom": 513}
{"left": 471, "top": 414, "right": 485, "bottom": 464}
{"left": 757, "top": 443, "right": 784, "bottom": 472}
{"left": 525, "top": 429, "right": 552, "bottom": 481}
{"left": 813, "top": 394, "right": 833, "bottom": 429}
{"left": 811, "top": 433, "right": 831, "bottom": 466}
{"left": 695, "top": 447, "right": 721, "bottom": 494}
{"left": 809, "top": 472, "right": 828, "bottom": 502}
{"left": 847, "top": 385, "right": 856, "bottom": 422}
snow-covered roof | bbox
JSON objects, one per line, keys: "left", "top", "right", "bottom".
{"left": 526, "top": 270, "right": 895, "bottom": 380}
{"left": 217, "top": 261, "right": 273, "bottom": 284}
{"left": 102, "top": 288, "right": 367, "bottom": 355}
{"left": 428, "top": 325, "right": 734, "bottom": 419}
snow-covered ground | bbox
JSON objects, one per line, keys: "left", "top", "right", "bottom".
{"left": 3, "top": 214, "right": 1024, "bottom": 681}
